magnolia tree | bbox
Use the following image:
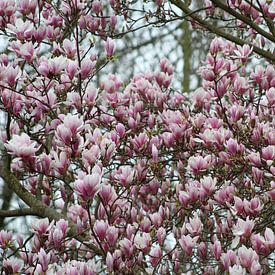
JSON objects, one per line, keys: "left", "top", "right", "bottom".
{"left": 0, "top": 0, "right": 274, "bottom": 274}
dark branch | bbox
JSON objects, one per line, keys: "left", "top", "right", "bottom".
{"left": 0, "top": 153, "right": 103, "bottom": 255}
{"left": 211, "top": 0, "right": 275, "bottom": 43}
{"left": 171, "top": 0, "right": 275, "bottom": 62}
{"left": 0, "top": 208, "right": 38, "bottom": 218}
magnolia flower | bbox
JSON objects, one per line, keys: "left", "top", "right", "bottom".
{"left": 3, "top": 258, "right": 23, "bottom": 274}
{"left": 115, "top": 166, "right": 134, "bottom": 187}
{"left": 56, "top": 114, "right": 84, "bottom": 146}
{"left": 150, "top": 245, "right": 162, "bottom": 267}
{"left": 221, "top": 250, "right": 237, "bottom": 270}
{"left": 157, "top": 227, "right": 166, "bottom": 246}
{"left": 134, "top": 232, "right": 151, "bottom": 251}
{"left": 268, "top": 2, "right": 275, "bottom": 15}
{"left": 186, "top": 214, "right": 203, "bottom": 236}
{"left": 82, "top": 145, "right": 100, "bottom": 168}
{"left": 31, "top": 218, "right": 53, "bottom": 236}
{"left": 92, "top": 0, "right": 103, "bottom": 13}
{"left": 81, "top": 59, "right": 96, "bottom": 79}
{"left": 5, "top": 133, "right": 40, "bottom": 158}
{"left": 106, "top": 226, "right": 119, "bottom": 247}
{"left": 51, "top": 228, "right": 63, "bottom": 248}
{"left": 232, "top": 217, "right": 254, "bottom": 238}
{"left": 212, "top": 240, "right": 222, "bottom": 260}
{"left": 119, "top": 238, "right": 134, "bottom": 257}
{"left": 229, "top": 265, "right": 246, "bottom": 275}
{"left": 94, "top": 220, "right": 109, "bottom": 241}
{"left": 99, "top": 184, "right": 115, "bottom": 206}
{"left": 179, "top": 234, "right": 199, "bottom": 256}
{"left": 66, "top": 60, "right": 78, "bottom": 80}
{"left": 63, "top": 114, "right": 84, "bottom": 135}
{"left": 151, "top": 144, "right": 158, "bottom": 162}
{"left": 233, "top": 44, "right": 253, "bottom": 62}
{"left": 262, "top": 145, "right": 275, "bottom": 165}
{"left": 104, "top": 38, "right": 115, "bottom": 58}
{"left": 188, "top": 155, "right": 211, "bottom": 174}
{"left": 38, "top": 248, "right": 51, "bottom": 272}
{"left": 74, "top": 173, "right": 101, "bottom": 201}
{"left": 63, "top": 38, "right": 77, "bottom": 58}
{"left": 0, "top": 230, "right": 13, "bottom": 249}
{"left": 238, "top": 246, "right": 259, "bottom": 270}
{"left": 200, "top": 176, "right": 216, "bottom": 195}
{"left": 264, "top": 228, "right": 275, "bottom": 249}
{"left": 7, "top": 18, "right": 33, "bottom": 40}
{"left": 83, "top": 84, "right": 98, "bottom": 105}
{"left": 106, "top": 252, "right": 114, "bottom": 272}
{"left": 4, "top": 65, "right": 21, "bottom": 86}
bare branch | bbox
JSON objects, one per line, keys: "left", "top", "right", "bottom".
{"left": 0, "top": 208, "right": 37, "bottom": 217}
{"left": 171, "top": 0, "right": 275, "bottom": 62}
{"left": 0, "top": 154, "right": 103, "bottom": 255}
{"left": 211, "top": 0, "right": 275, "bottom": 43}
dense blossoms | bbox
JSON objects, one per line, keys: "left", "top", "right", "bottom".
{"left": 0, "top": 0, "right": 274, "bottom": 274}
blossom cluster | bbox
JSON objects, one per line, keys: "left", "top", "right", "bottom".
{"left": 0, "top": 0, "right": 274, "bottom": 274}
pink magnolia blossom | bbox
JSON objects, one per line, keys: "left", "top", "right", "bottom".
{"left": 229, "top": 265, "right": 246, "bottom": 275}
{"left": 0, "top": 230, "right": 13, "bottom": 249}
{"left": 94, "top": 220, "right": 109, "bottom": 241}
{"left": 221, "top": 250, "right": 237, "bottom": 270}
{"left": 104, "top": 38, "right": 115, "bottom": 58}
{"left": 266, "top": 87, "right": 275, "bottom": 106}
{"left": 3, "top": 258, "right": 23, "bottom": 274}
{"left": 82, "top": 145, "right": 100, "bottom": 168}
{"left": 115, "top": 166, "right": 134, "bottom": 187}
{"left": 74, "top": 173, "right": 101, "bottom": 201}
{"left": 0, "top": 1, "right": 274, "bottom": 273}
{"left": 63, "top": 39, "right": 77, "bottom": 58}
{"left": 232, "top": 217, "right": 254, "bottom": 238}
{"left": 186, "top": 214, "right": 203, "bottom": 236}
{"left": 200, "top": 176, "right": 216, "bottom": 195}
{"left": 264, "top": 228, "right": 275, "bottom": 249}
{"left": 51, "top": 228, "right": 63, "bottom": 248}
{"left": 4, "top": 65, "right": 21, "bottom": 86}
{"left": 81, "top": 59, "right": 96, "bottom": 79}
{"left": 238, "top": 246, "right": 259, "bottom": 271}
{"left": 53, "top": 151, "right": 69, "bottom": 174}
{"left": 92, "top": 0, "right": 103, "bottom": 13}
{"left": 179, "top": 235, "right": 199, "bottom": 256}
{"left": 261, "top": 145, "right": 275, "bottom": 165}
{"left": 233, "top": 44, "right": 253, "bottom": 62}
{"left": 209, "top": 37, "right": 224, "bottom": 54}
{"left": 119, "top": 238, "right": 134, "bottom": 257}
{"left": 38, "top": 248, "right": 51, "bottom": 272}
{"left": 7, "top": 18, "right": 33, "bottom": 40}
{"left": 188, "top": 155, "right": 211, "bottom": 174}
{"left": 66, "top": 60, "right": 79, "bottom": 80}
{"left": 134, "top": 232, "right": 151, "bottom": 252}
{"left": 11, "top": 41, "right": 35, "bottom": 62}
{"left": 212, "top": 240, "right": 222, "bottom": 260}
{"left": 5, "top": 133, "right": 40, "bottom": 158}
{"left": 198, "top": 242, "right": 207, "bottom": 259}
{"left": 106, "top": 252, "right": 114, "bottom": 272}
{"left": 243, "top": 197, "right": 262, "bottom": 216}
{"left": 31, "top": 218, "right": 53, "bottom": 236}
{"left": 151, "top": 144, "right": 158, "bottom": 162}
{"left": 251, "top": 233, "right": 267, "bottom": 254}
{"left": 106, "top": 226, "right": 119, "bottom": 247}
{"left": 157, "top": 227, "right": 166, "bottom": 246}
{"left": 150, "top": 245, "right": 162, "bottom": 267}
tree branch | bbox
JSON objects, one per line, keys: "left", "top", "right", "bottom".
{"left": 0, "top": 208, "right": 38, "bottom": 217}
{"left": 0, "top": 154, "right": 103, "bottom": 255}
{"left": 211, "top": 0, "right": 275, "bottom": 43}
{"left": 171, "top": 0, "right": 275, "bottom": 62}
